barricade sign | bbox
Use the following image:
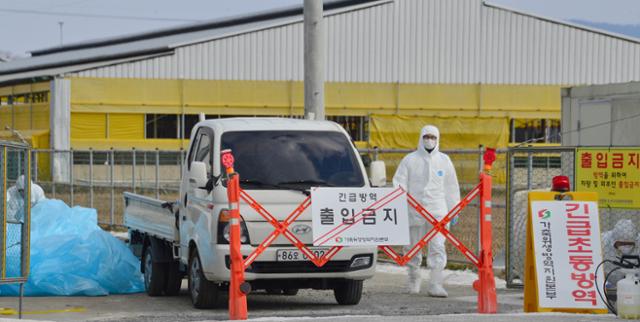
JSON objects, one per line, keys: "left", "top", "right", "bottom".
{"left": 224, "top": 148, "right": 499, "bottom": 320}
{"left": 311, "top": 187, "right": 410, "bottom": 246}
{"left": 524, "top": 191, "right": 608, "bottom": 314}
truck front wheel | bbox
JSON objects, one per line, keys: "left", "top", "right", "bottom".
{"left": 188, "top": 249, "right": 218, "bottom": 309}
{"left": 143, "top": 243, "right": 167, "bottom": 296}
{"left": 333, "top": 279, "right": 363, "bottom": 305}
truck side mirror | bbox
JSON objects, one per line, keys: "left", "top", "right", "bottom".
{"left": 189, "top": 161, "right": 208, "bottom": 189}
{"left": 369, "top": 160, "right": 387, "bottom": 187}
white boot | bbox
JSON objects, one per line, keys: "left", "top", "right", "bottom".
{"left": 427, "top": 268, "right": 448, "bottom": 298}
{"left": 406, "top": 267, "right": 421, "bottom": 294}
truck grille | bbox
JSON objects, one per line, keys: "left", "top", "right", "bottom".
{"left": 224, "top": 256, "right": 364, "bottom": 273}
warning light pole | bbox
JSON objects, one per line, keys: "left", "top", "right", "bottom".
{"left": 473, "top": 148, "right": 498, "bottom": 313}
{"left": 222, "top": 149, "right": 249, "bottom": 320}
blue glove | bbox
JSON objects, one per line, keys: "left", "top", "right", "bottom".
{"left": 450, "top": 216, "right": 459, "bottom": 226}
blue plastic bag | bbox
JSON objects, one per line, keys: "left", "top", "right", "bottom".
{"left": 0, "top": 199, "right": 145, "bottom": 296}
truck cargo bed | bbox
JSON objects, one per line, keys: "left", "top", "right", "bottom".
{"left": 123, "top": 192, "right": 177, "bottom": 242}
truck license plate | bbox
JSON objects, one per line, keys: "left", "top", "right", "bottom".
{"left": 276, "top": 248, "right": 328, "bottom": 262}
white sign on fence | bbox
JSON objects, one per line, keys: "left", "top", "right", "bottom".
{"left": 311, "top": 187, "right": 409, "bottom": 246}
{"left": 530, "top": 200, "right": 606, "bottom": 309}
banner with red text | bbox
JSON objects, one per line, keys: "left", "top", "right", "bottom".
{"left": 576, "top": 148, "right": 640, "bottom": 208}
{"left": 530, "top": 201, "right": 606, "bottom": 310}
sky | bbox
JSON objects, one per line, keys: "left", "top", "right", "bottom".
{"left": 1, "top": 0, "right": 639, "bottom": 58}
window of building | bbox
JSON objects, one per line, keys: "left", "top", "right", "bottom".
{"left": 145, "top": 114, "right": 370, "bottom": 142}
{"left": 511, "top": 119, "right": 561, "bottom": 144}
{"left": 146, "top": 114, "right": 178, "bottom": 139}
{"left": 327, "top": 116, "right": 368, "bottom": 142}
{"left": 182, "top": 114, "right": 200, "bottom": 139}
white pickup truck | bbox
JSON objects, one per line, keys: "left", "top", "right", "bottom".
{"left": 124, "top": 117, "right": 380, "bottom": 309}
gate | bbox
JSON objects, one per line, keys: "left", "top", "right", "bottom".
{"left": 0, "top": 141, "right": 32, "bottom": 318}
{"left": 222, "top": 148, "right": 498, "bottom": 320}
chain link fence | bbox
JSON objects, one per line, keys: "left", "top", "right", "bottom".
{"left": 505, "top": 146, "right": 640, "bottom": 288}
{"left": 361, "top": 147, "right": 508, "bottom": 265}
{"left": 32, "top": 149, "right": 185, "bottom": 227}
{"left": 1, "top": 140, "right": 32, "bottom": 295}
{"left": 30, "top": 147, "right": 509, "bottom": 267}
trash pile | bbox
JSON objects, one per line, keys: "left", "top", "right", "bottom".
{"left": 0, "top": 199, "right": 144, "bottom": 296}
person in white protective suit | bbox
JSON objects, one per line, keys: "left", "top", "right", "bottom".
{"left": 6, "top": 175, "right": 45, "bottom": 223}
{"left": 393, "top": 125, "right": 460, "bottom": 297}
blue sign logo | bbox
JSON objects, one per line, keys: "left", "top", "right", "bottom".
{"left": 437, "top": 170, "right": 444, "bottom": 177}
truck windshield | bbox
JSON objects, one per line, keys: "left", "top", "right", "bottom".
{"left": 221, "top": 131, "right": 364, "bottom": 190}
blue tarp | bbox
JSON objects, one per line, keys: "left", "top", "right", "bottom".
{"left": 0, "top": 199, "right": 145, "bottom": 296}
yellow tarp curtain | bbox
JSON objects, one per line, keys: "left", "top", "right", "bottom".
{"left": 369, "top": 115, "right": 510, "bottom": 149}
{"left": 71, "top": 113, "right": 106, "bottom": 139}
{"left": 71, "top": 113, "right": 144, "bottom": 140}
{"left": 368, "top": 115, "right": 509, "bottom": 185}
{"left": 109, "top": 114, "right": 144, "bottom": 139}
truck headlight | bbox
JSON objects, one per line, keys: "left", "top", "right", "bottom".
{"left": 217, "top": 210, "right": 250, "bottom": 245}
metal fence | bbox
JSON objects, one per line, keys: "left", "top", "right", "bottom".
{"left": 32, "top": 149, "right": 186, "bottom": 227}
{"left": 360, "top": 147, "right": 509, "bottom": 264}
{"left": 1, "top": 140, "right": 32, "bottom": 316}
{"left": 505, "top": 146, "right": 640, "bottom": 288}
{"left": 31, "top": 147, "right": 509, "bottom": 264}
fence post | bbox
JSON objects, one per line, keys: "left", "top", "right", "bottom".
{"left": 69, "top": 149, "right": 74, "bottom": 206}
{"left": 222, "top": 149, "right": 249, "bottom": 320}
{"left": 132, "top": 148, "right": 136, "bottom": 194}
{"left": 477, "top": 144, "right": 485, "bottom": 255}
{"left": 527, "top": 151, "right": 533, "bottom": 190}
{"left": 110, "top": 148, "right": 115, "bottom": 226}
{"left": 179, "top": 148, "right": 184, "bottom": 180}
{"left": 473, "top": 148, "right": 497, "bottom": 313}
{"left": 155, "top": 148, "right": 160, "bottom": 200}
{"left": 1, "top": 147, "right": 5, "bottom": 280}
{"left": 51, "top": 149, "right": 56, "bottom": 199}
{"left": 32, "top": 150, "right": 38, "bottom": 183}
{"left": 89, "top": 149, "right": 94, "bottom": 210}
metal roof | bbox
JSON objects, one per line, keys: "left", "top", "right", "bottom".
{"left": 75, "top": 0, "right": 640, "bottom": 85}
{"left": 3, "top": 0, "right": 640, "bottom": 85}
{"left": 0, "top": 0, "right": 382, "bottom": 77}
{"left": 482, "top": 1, "right": 640, "bottom": 45}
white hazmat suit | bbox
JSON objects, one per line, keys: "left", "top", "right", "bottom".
{"left": 393, "top": 125, "right": 460, "bottom": 297}
{"left": 6, "top": 175, "right": 45, "bottom": 223}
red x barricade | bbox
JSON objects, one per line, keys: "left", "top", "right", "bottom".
{"left": 223, "top": 148, "right": 498, "bottom": 320}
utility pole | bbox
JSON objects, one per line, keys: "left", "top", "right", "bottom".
{"left": 303, "top": 0, "right": 325, "bottom": 120}
{"left": 58, "top": 21, "right": 64, "bottom": 45}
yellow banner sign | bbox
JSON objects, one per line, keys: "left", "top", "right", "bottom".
{"left": 575, "top": 148, "right": 640, "bottom": 209}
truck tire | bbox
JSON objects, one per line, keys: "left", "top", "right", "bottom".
{"left": 143, "top": 243, "right": 167, "bottom": 296}
{"left": 164, "top": 261, "right": 183, "bottom": 296}
{"left": 333, "top": 279, "right": 363, "bottom": 305}
{"left": 188, "top": 249, "right": 218, "bottom": 309}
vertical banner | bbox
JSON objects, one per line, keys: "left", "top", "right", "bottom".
{"left": 575, "top": 148, "right": 640, "bottom": 208}
{"left": 530, "top": 200, "right": 606, "bottom": 310}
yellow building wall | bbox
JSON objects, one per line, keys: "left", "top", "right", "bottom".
{"left": 68, "top": 77, "right": 562, "bottom": 150}
{"left": 0, "top": 81, "right": 50, "bottom": 147}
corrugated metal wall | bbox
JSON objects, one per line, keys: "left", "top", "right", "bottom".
{"left": 74, "top": 0, "right": 640, "bottom": 85}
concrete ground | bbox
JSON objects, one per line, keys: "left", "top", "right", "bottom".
{"left": 0, "top": 266, "right": 617, "bottom": 322}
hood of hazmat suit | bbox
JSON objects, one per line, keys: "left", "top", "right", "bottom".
{"left": 6, "top": 175, "right": 46, "bottom": 223}
{"left": 392, "top": 125, "right": 461, "bottom": 225}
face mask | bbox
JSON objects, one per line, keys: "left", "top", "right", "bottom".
{"left": 423, "top": 138, "right": 437, "bottom": 150}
